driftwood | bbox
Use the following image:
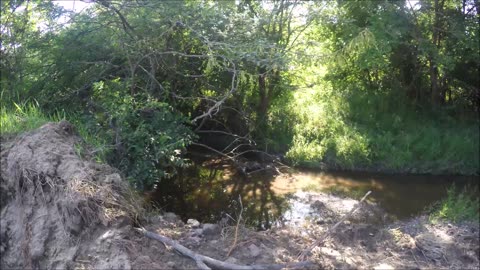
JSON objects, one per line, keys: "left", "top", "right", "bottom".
{"left": 135, "top": 227, "right": 313, "bottom": 270}
{"left": 298, "top": 190, "right": 372, "bottom": 260}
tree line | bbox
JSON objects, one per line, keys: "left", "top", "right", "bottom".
{"left": 1, "top": 0, "right": 479, "bottom": 189}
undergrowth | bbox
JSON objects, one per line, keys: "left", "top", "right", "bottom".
{"left": 429, "top": 184, "right": 479, "bottom": 223}
{"left": 284, "top": 84, "right": 480, "bottom": 175}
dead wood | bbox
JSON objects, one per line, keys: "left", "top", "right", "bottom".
{"left": 135, "top": 227, "right": 313, "bottom": 270}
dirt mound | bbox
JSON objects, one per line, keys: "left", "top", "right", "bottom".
{"left": 0, "top": 121, "right": 140, "bottom": 269}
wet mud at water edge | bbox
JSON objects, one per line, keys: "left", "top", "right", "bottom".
{"left": 148, "top": 159, "right": 479, "bottom": 229}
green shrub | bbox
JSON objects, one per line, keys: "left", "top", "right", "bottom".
{"left": 89, "top": 79, "right": 196, "bottom": 190}
{"left": 283, "top": 82, "right": 480, "bottom": 174}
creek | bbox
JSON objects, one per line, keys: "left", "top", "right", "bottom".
{"left": 149, "top": 159, "right": 478, "bottom": 229}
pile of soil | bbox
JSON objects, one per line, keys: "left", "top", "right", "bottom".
{"left": 1, "top": 122, "right": 478, "bottom": 270}
{"left": 0, "top": 121, "right": 140, "bottom": 269}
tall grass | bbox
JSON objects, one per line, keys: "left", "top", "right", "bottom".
{"left": 430, "top": 185, "right": 479, "bottom": 223}
{"left": 284, "top": 83, "right": 480, "bottom": 175}
{"left": 0, "top": 102, "right": 108, "bottom": 162}
{"left": 0, "top": 101, "right": 63, "bottom": 135}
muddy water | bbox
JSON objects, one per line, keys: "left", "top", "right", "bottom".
{"left": 150, "top": 163, "right": 478, "bottom": 228}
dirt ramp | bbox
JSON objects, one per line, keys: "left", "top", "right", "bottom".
{"left": 0, "top": 121, "right": 138, "bottom": 269}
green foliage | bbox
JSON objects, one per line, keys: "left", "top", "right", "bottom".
{"left": 285, "top": 83, "right": 479, "bottom": 174}
{"left": 430, "top": 185, "right": 479, "bottom": 223}
{"left": 0, "top": 101, "right": 61, "bottom": 135}
{"left": 1, "top": 0, "right": 479, "bottom": 195}
{"left": 89, "top": 79, "right": 196, "bottom": 190}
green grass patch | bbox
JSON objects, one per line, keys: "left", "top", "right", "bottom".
{"left": 429, "top": 184, "right": 479, "bottom": 223}
{"left": 1, "top": 102, "right": 108, "bottom": 163}
{"left": 0, "top": 101, "right": 62, "bottom": 136}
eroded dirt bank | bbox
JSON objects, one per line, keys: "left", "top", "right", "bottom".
{"left": 1, "top": 122, "right": 478, "bottom": 269}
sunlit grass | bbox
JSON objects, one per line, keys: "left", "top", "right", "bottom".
{"left": 0, "top": 102, "right": 108, "bottom": 162}
{"left": 285, "top": 82, "right": 480, "bottom": 175}
{"left": 0, "top": 101, "right": 63, "bottom": 135}
{"left": 430, "top": 185, "right": 479, "bottom": 223}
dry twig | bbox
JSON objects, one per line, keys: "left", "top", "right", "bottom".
{"left": 227, "top": 195, "right": 244, "bottom": 256}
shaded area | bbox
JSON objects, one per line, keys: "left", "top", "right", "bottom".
{"left": 149, "top": 158, "right": 289, "bottom": 229}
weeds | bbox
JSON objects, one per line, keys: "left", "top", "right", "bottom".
{"left": 0, "top": 101, "right": 63, "bottom": 135}
{"left": 0, "top": 102, "right": 109, "bottom": 162}
{"left": 430, "top": 184, "right": 479, "bottom": 223}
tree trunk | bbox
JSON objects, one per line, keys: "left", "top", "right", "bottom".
{"left": 430, "top": 59, "right": 440, "bottom": 105}
{"left": 430, "top": 0, "right": 443, "bottom": 106}
{"left": 258, "top": 69, "right": 268, "bottom": 122}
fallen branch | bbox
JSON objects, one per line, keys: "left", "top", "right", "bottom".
{"left": 135, "top": 227, "right": 313, "bottom": 270}
{"left": 298, "top": 190, "right": 372, "bottom": 260}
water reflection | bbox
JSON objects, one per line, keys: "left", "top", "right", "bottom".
{"left": 150, "top": 160, "right": 478, "bottom": 228}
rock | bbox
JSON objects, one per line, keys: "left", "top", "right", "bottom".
{"left": 164, "top": 212, "right": 179, "bottom": 222}
{"left": 311, "top": 200, "right": 326, "bottom": 209}
{"left": 225, "top": 257, "right": 239, "bottom": 264}
{"left": 192, "top": 228, "right": 204, "bottom": 236}
{"left": 187, "top": 219, "right": 201, "bottom": 228}
{"left": 248, "top": 243, "right": 261, "bottom": 257}
{"left": 167, "top": 261, "right": 175, "bottom": 267}
{"left": 202, "top": 223, "right": 220, "bottom": 235}
{"left": 185, "top": 236, "right": 202, "bottom": 247}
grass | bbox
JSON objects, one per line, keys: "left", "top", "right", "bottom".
{"left": 0, "top": 101, "right": 62, "bottom": 135}
{"left": 283, "top": 83, "right": 480, "bottom": 175}
{"left": 429, "top": 184, "right": 479, "bottom": 223}
{"left": 1, "top": 101, "right": 108, "bottom": 162}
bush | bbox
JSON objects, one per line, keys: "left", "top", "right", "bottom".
{"left": 89, "top": 79, "right": 196, "bottom": 190}
{"left": 284, "top": 83, "right": 480, "bottom": 174}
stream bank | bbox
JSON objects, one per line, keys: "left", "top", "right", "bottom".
{"left": 1, "top": 122, "right": 478, "bottom": 269}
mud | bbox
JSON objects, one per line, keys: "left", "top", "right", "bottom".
{"left": 1, "top": 122, "right": 478, "bottom": 270}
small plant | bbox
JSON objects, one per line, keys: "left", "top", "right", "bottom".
{"left": 430, "top": 184, "right": 479, "bottom": 223}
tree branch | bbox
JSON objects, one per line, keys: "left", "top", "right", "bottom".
{"left": 135, "top": 227, "right": 313, "bottom": 270}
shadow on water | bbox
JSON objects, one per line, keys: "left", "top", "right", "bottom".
{"left": 150, "top": 159, "right": 479, "bottom": 229}
{"left": 150, "top": 160, "right": 289, "bottom": 229}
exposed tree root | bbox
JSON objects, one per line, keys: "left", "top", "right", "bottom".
{"left": 134, "top": 227, "right": 313, "bottom": 270}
